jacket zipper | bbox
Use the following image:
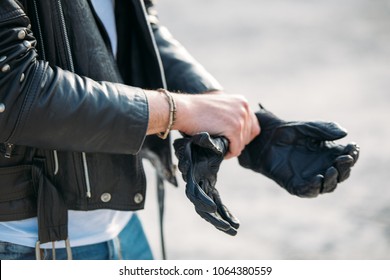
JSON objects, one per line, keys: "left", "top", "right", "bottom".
{"left": 2, "top": 1, "right": 44, "bottom": 160}
{"left": 56, "top": 0, "right": 91, "bottom": 197}
{"left": 56, "top": 0, "right": 75, "bottom": 72}
{"left": 32, "top": 0, "right": 46, "bottom": 61}
{"left": 4, "top": 143, "right": 14, "bottom": 158}
{"left": 33, "top": 0, "right": 59, "bottom": 175}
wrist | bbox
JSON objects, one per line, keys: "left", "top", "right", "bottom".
{"left": 146, "top": 89, "right": 191, "bottom": 137}
{"left": 171, "top": 93, "right": 195, "bottom": 133}
{"left": 156, "top": 89, "right": 176, "bottom": 139}
{"left": 145, "top": 89, "right": 169, "bottom": 135}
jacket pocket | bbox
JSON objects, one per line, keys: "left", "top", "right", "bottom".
{"left": 0, "top": 144, "right": 36, "bottom": 167}
{"left": 0, "top": 164, "right": 37, "bottom": 221}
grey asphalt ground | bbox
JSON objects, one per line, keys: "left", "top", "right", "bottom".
{"left": 139, "top": 0, "right": 390, "bottom": 259}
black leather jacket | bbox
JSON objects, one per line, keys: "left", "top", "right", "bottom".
{"left": 0, "top": 0, "right": 222, "bottom": 243}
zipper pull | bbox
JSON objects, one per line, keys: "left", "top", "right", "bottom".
{"left": 4, "top": 143, "right": 14, "bottom": 158}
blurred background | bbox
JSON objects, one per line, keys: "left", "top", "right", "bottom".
{"left": 139, "top": 0, "right": 390, "bottom": 259}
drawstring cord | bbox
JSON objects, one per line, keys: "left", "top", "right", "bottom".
{"left": 35, "top": 238, "right": 73, "bottom": 260}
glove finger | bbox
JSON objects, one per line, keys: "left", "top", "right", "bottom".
{"left": 291, "top": 174, "right": 323, "bottom": 198}
{"left": 185, "top": 179, "right": 216, "bottom": 213}
{"left": 181, "top": 138, "right": 217, "bottom": 212}
{"left": 295, "top": 121, "right": 347, "bottom": 141}
{"left": 218, "top": 204, "right": 240, "bottom": 229}
{"left": 173, "top": 138, "right": 191, "bottom": 181}
{"left": 344, "top": 143, "right": 360, "bottom": 165}
{"left": 321, "top": 166, "right": 339, "bottom": 193}
{"left": 212, "top": 191, "right": 240, "bottom": 229}
{"left": 196, "top": 209, "right": 238, "bottom": 236}
{"left": 334, "top": 155, "right": 354, "bottom": 182}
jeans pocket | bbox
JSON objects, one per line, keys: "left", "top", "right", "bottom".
{"left": 0, "top": 241, "right": 35, "bottom": 260}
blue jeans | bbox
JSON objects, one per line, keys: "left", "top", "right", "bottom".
{"left": 0, "top": 214, "right": 153, "bottom": 260}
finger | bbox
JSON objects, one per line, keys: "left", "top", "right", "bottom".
{"left": 249, "top": 111, "right": 261, "bottom": 144}
{"left": 224, "top": 137, "right": 241, "bottom": 159}
{"left": 243, "top": 109, "right": 252, "bottom": 146}
{"left": 334, "top": 155, "right": 354, "bottom": 182}
{"left": 228, "top": 107, "right": 254, "bottom": 158}
{"left": 321, "top": 166, "right": 339, "bottom": 193}
{"left": 196, "top": 210, "right": 238, "bottom": 236}
{"left": 224, "top": 150, "right": 235, "bottom": 160}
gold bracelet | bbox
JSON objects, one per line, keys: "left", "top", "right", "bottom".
{"left": 157, "top": 88, "right": 177, "bottom": 139}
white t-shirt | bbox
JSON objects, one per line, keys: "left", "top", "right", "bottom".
{"left": 91, "top": 0, "right": 118, "bottom": 57}
{"left": 0, "top": 0, "right": 134, "bottom": 249}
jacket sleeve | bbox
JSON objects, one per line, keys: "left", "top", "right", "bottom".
{"left": 144, "top": 0, "right": 224, "bottom": 94}
{"left": 0, "top": 0, "right": 149, "bottom": 154}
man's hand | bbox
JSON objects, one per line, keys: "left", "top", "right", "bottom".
{"left": 173, "top": 92, "right": 260, "bottom": 159}
{"left": 146, "top": 89, "right": 260, "bottom": 159}
{"left": 238, "top": 105, "right": 360, "bottom": 197}
{"left": 173, "top": 132, "right": 240, "bottom": 236}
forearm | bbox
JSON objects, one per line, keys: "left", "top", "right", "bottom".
{"left": 1, "top": 63, "right": 149, "bottom": 154}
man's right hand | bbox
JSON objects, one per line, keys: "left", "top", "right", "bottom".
{"left": 146, "top": 89, "right": 260, "bottom": 159}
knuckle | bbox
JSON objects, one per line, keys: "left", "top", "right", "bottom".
{"left": 237, "top": 96, "right": 250, "bottom": 109}
{"left": 236, "top": 120, "right": 245, "bottom": 133}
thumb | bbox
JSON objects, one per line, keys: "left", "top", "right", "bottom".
{"left": 294, "top": 121, "right": 347, "bottom": 141}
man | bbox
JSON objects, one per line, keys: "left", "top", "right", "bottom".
{"left": 0, "top": 0, "right": 259, "bottom": 259}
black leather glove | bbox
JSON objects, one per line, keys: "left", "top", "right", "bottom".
{"left": 238, "top": 105, "right": 360, "bottom": 198}
{"left": 173, "top": 133, "right": 240, "bottom": 236}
